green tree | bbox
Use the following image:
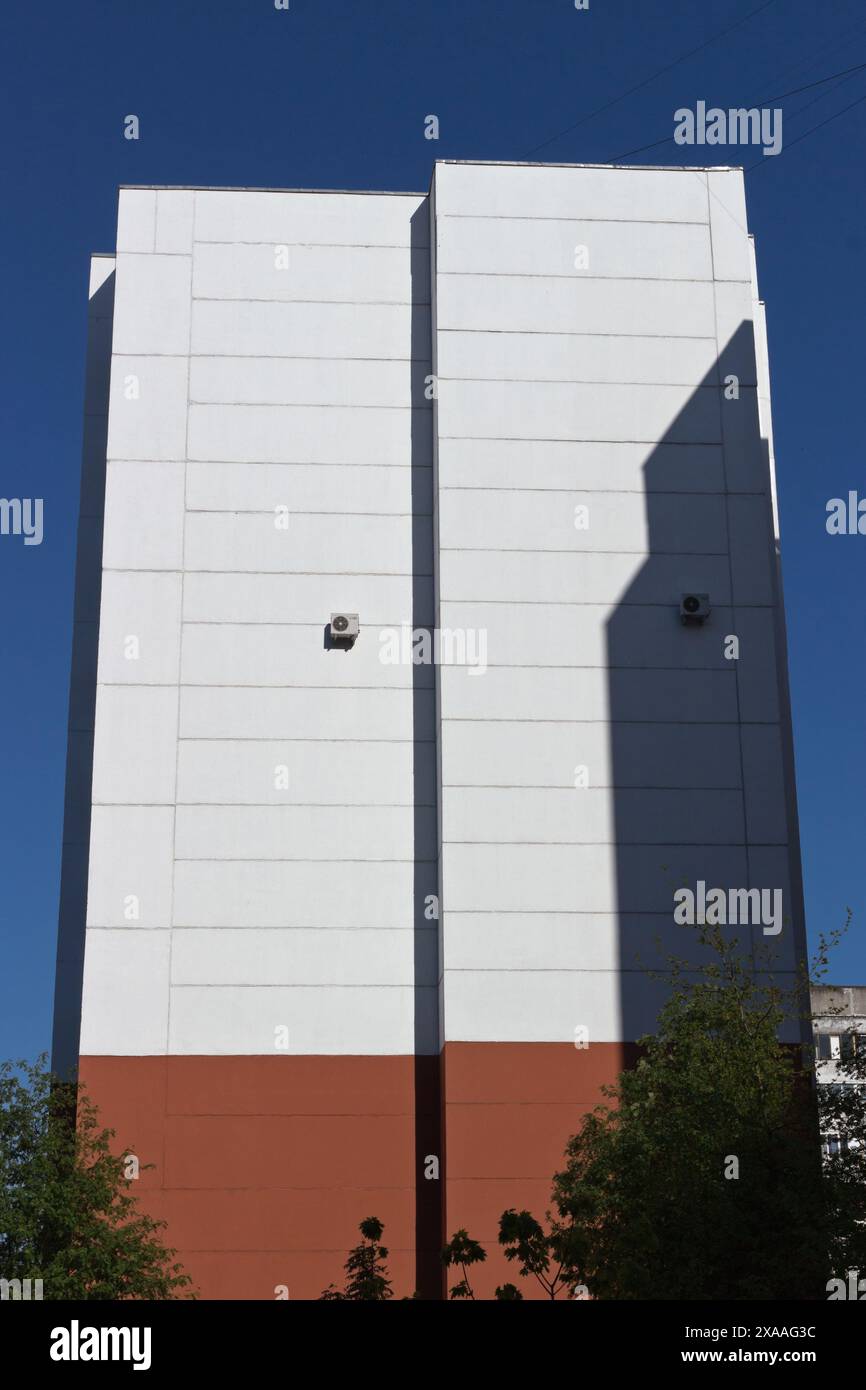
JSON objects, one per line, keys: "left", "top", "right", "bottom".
{"left": 440, "top": 1211, "right": 578, "bottom": 1299}
{"left": 0, "top": 1056, "right": 194, "bottom": 1299}
{"left": 442, "top": 1228, "right": 487, "bottom": 1299}
{"left": 493, "top": 1281, "right": 524, "bottom": 1300}
{"left": 497, "top": 1208, "right": 574, "bottom": 1299}
{"left": 548, "top": 921, "right": 866, "bottom": 1300}
{"left": 320, "top": 1217, "right": 393, "bottom": 1300}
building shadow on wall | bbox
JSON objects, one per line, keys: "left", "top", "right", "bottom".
{"left": 52, "top": 266, "right": 115, "bottom": 1079}
{"left": 409, "top": 202, "right": 441, "bottom": 1298}
{"left": 607, "top": 319, "right": 808, "bottom": 1048}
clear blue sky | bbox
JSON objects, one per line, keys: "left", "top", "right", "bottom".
{"left": 2, "top": 0, "right": 864, "bottom": 1063}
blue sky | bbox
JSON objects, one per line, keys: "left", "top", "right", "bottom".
{"left": 2, "top": 0, "right": 865, "bottom": 1062}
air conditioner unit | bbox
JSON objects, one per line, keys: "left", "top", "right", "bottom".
{"left": 329, "top": 612, "right": 360, "bottom": 646}
{"left": 680, "top": 593, "right": 710, "bottom": 626}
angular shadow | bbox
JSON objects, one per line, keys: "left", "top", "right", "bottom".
{"left": 51, "top": 265, "right": 115, "bottom": 1079}
{"left": 607, "top": 320, "right": 808, "bottom": 1044}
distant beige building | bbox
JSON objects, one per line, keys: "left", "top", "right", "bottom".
{"left": 812, "top": 984, "right": 866, "bottom": 1158}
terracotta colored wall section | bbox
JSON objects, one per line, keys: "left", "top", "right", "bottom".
{"left": 79, "top": 1055, "right": 441, "bottom": 1301}
{"left": 80, "top": 1047, "right": 635, "bottom": 1300}
{"left": 441, "top": 1042, "right": 636, "bottom": 1301}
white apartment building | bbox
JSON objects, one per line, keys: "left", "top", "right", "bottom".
{"left": 53, "top": 161, "right": 807, "bottom": 1299}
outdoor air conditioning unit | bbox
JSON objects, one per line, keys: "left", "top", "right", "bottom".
{"left": 680, "top": 593, "right": 710, "bottom": 626}
{"left": 329, "top": 612, "right": 360, "bottom": 647}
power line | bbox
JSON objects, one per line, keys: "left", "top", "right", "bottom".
{"left": 733, "top": 5, "right": 866, "bottom": 97}
{"left": 767, "top": 62, "right": 866, "bottom": 125}
{"left": 760, "top": 56, "right": 866, "bottom": 106}
{"left": 608, "top": 58, "right": 866, "bottom": 162}
{"left": 522, "top": 0, "right": 780, "bottom": 159}
{"left": 746, "top": 85, "right": 866, "bottom": 171}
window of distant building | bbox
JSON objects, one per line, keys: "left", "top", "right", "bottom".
{"left": 822, "top": 1134, "right": 861, "bottom": 1159}
{"left": 815, "top": 1032, "right": 859, "bottom": 1061}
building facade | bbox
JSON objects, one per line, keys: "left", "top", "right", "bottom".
{"left": 812, "top": 985, "right": 866, "bottom": 1159}
{"left": 54, "top": 160, "right": 807, "bottom": 1299}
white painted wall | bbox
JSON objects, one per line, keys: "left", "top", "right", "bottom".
{"left": 74, "top": 164, "right": 806, "bottom": 1062}
{"left": 430, "top": 161, "right": 804, "bottom": 1047}
{"left": 79, "top": 187, "right": 435, "bottom": 1057}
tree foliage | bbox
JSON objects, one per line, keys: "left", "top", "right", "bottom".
{"left": 442, "top": 1228, "right": 487, "bottom": 1299}
{"left": 497, "top": 1207, "right": 574, "bottom": 1299}
{"left": 320, "top": 1216, "right": 393, "bottom": 1300}
{"left": 547, "top": 921, "right": 866, "bottom": 1299}
{"left": 0, "top": 1056, "right": 194, "bottom": 1299}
